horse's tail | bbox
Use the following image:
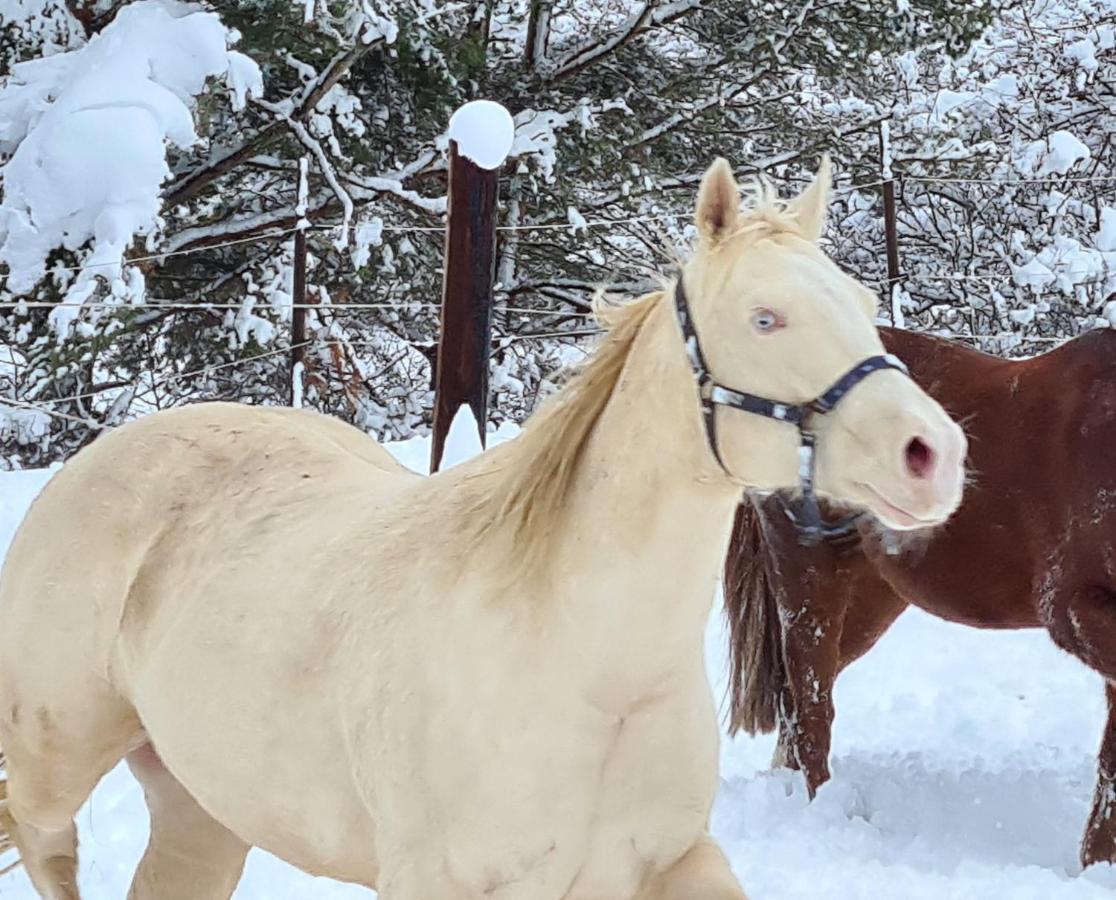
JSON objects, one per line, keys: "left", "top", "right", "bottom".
{"left": 0, "top": 750, "right": 17, "bottom": 876}
{"left": 722, "top": 499, "right": 784, "bottom": 736}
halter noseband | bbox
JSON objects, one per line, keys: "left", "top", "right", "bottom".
{"left": 673, "top": 277, "right": 909, "bottom": 545}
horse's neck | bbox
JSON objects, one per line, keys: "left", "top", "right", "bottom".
{"left": 557, "top": 301, "right": 742, "bottom": 624}
{"left": 882, "top": 327, "right": 1008, "bottom": 399}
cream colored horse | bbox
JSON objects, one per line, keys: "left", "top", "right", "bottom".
{"left": 0, "top": 158, "right": 966, "bottom": 900}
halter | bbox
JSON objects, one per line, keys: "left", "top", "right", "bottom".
{"left": 673, "top": 277, "right": 909, "bottom": 545}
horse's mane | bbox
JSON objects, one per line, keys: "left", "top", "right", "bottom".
{"left": 450, "top": 289, "right": 662, "bottom": 578}
{"left": 726, "top": 179, "right": 812, "bottom": 243}
{"left": 440, "top": 186, "right": 810, "bottom": 581}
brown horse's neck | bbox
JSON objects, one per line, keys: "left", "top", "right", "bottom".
{"left": 878, "top": 327, "right": 1010, "bottom": 394}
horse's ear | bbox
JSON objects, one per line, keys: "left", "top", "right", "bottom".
{"left": 695, "top": 158, "right": 741, "bottom": 247}
{"left": 788, "top": 154, "right": 832, "bottom": 242}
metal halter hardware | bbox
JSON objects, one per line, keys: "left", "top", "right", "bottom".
{"left": 672, "top": 278, "right": 909, "bottom": 545}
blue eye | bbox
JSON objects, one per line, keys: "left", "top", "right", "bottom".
{"left": 752, "top": 308, "right": 784, "bottom": 332}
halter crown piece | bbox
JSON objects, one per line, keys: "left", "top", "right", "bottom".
{"left": 672, "top": 277, "right": 909, "bottom": 545}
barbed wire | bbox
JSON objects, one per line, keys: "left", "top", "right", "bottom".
{"left": 906, "top": 174, "right": 1116, "bottom": 185}
{"left": 0, "top": 301, "right": 604, "bottom": 320}
{"left": 13, "top": 339, "right": 319, "bottom": 410}
{"left": 0, "top": 268, "right": 1108, "bottom": 316}
{"left": 5, "top": 319, "right": 1093, "bottom": 420}
{"left": 0, "top": 395, "right": 100, "bottom": 428}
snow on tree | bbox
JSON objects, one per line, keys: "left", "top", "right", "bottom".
{"left": 823, "top": 0, "right": 1115, "bottom": 352}
{"left": 0, "top": 0, "right": 1109, "bottom": 467}
{"left": 0, "top": 1, "right": 261, "bottom": 328}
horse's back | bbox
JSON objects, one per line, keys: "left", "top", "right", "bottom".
{"left": 0, "top": 401, "right": 412, "bottom": 713}
{"left": 0, "top": 402, "right": 417, "bottom": 882}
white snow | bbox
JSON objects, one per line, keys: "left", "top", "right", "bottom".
{"left": 1013, "top": 257, "right": 1056, "bottom": 292}
{"left": 226, "top": 50, "right": 265, "bottom": 111}
{"left": 1097, "top": 208, "right": 1116, "bottom": 253}
{"left": 0, "top": 0, "right": 261, "bottom": 321}
{"left": 2, "top": 429, "right": 1116, "bottom": 897}
{"left": 1103, "top": 299, "right": 1116, "bottom": 328}
{"left": 928, "top": 89, "right": 976, "bottom": 125}
{"left": 982, "top": 74, "right": 1019, "bottom": 100}
{"left": 1036, "top": 131, "right": 1091, "bottom": 176}
{"left": 1014, "top": 234, "right": 1115, "bottom": 298}
{"left": 891, "top": 284, "right": 909, "bottom": 329}
{"left": 894, "top": 51, "right": 919, "bottom": 88}
{"left": 290, "top": 362, "right": 304, "bottom": 409}
{"left": 1065, "top": 38, "right": 1099, "bottom": 87}
{"left": 879, "top": 120, "right": 893, "bottom": 180}
{"left": 508, "top": 100, "right": 628, "bottom": 181}
{"left": 0, "top": 402, "right": 50, "bottom": 449}
{"left": 436, "top": 404, "right": 484, "bottom": 471}
{"left": 566, "top": 206, "right": 588, "bottom": 232}
{"left": 446, "top": 100, "right": 515, "bottom": 170}
{"left": 350, "top": 216, "right": 384, "bottom": 269}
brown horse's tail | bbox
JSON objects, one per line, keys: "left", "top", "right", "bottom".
{"left": 722, "top": 499, "right": 784, "bottom": 736}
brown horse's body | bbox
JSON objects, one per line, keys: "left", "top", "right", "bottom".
{"left": 725, "top": 325, "right": 1116, "bottom": 868}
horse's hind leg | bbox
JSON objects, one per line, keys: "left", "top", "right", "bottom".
{"left": 126, "top": 743, "right": 249, "bottom": 900}
{"left": 0, "top": 810, "right": 78, "bottom": 900}
{"left": 0, "top": 688, "right": 140, "bottom": 899}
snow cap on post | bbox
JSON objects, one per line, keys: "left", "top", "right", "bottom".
{"left": 447, "top": 100, "right": 515, "bottom": 170}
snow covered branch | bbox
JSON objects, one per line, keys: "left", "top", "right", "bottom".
{"left": 164, "top": 34, "right": 391, "bottom": 210}
{"left": 0, "top": 0, "right": 262, "bottom": 314}
{"left": 545, "top": 0, "right": 701, "bottom": 82}
{"left": 524, "top": 0, "right": 552, "bottom": 71}
{"left": 257, "top": 99, "right": 354, "bottom": 248}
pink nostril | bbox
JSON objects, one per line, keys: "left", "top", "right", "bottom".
{"left": 905, "top": 437, "right": 935, "bottom": 480}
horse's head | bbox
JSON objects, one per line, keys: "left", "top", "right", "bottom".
{"left": 679, "top": 157, "right": 965, "bottom": 531}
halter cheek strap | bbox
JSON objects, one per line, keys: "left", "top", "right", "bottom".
{"left": 673, "top": 278, "right": 909, "bottom": 545}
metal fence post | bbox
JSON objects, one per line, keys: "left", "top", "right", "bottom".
{"left": 290, "top": 156, "right": 309, "bottom": 407}
{"left": 429, "top": 102, "right": 513, "bottom": 473}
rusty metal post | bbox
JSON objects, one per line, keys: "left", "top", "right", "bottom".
{"left": 430, "top": 105, "right": 512, "bottom": 473}
{"left": 879, "top": 122, "right": 903, "bottom": 327}
{"left": 290, "top": 156, "right": 309, "bottom": 407}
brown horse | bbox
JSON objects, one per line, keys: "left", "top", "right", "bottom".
{"left": 724, "top": 324, "right": 1116, "bottom": 869}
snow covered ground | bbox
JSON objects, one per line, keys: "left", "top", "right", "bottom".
{"left": 1, "top": 430, "right": 1114, "bottom": 898}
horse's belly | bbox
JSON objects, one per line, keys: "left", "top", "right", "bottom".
{"left": 129, "top": 639, "right": 382, "bottom": 886}
{"left": 388, "top": 706, "right": 615, "bottom": 896}
{"left": 143, "top": 710, "right": 379, "bottom": 885}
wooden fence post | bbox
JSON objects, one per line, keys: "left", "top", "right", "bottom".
{"left": 429, "top": 101, "right": 514, "bottom": 473}
{"left": 290, "top": 156, "right": 309, "bottom": 407}
{"left": 879, "top": 121, "right": 904, "bottom": 328}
